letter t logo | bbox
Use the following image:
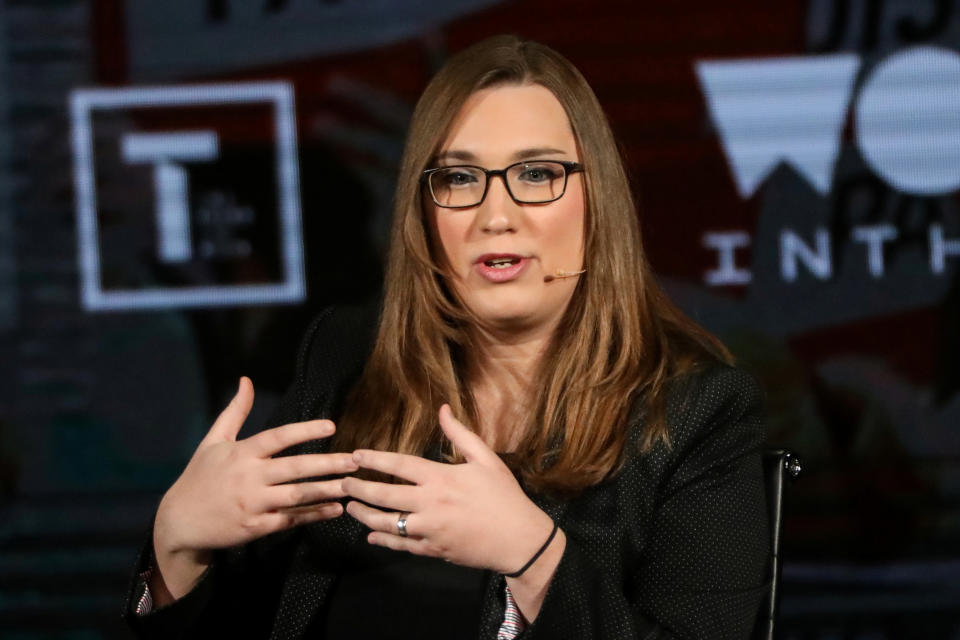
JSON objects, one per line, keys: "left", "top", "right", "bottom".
{"left": 121, "top": 131, "right": 219, "bottom": 263}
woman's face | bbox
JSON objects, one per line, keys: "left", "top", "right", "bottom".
{"left": 430, "top": 84, "right": 585, "bottom": 334}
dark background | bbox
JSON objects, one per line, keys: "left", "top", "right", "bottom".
{"left": 1, "top": 1, "right": 958, "bottom": 637}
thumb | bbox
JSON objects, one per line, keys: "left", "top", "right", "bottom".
{"left": 438, "top": 403, "right": 495, "bottom": 464}
{"left": 205, "top": 377, "right": 254, "bottom": 443}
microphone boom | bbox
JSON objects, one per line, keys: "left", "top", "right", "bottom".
{"left": 543, "top": 269, "right": 586, "bottom": 282}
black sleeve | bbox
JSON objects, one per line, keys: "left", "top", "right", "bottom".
{"left": 122, "top": 309, "right": 340, "bottom": 639}
{"left": 122, "top": 526, "right": 300, "bottom": 639}
{"left": 521, "top": 367, "right": 770, "bottom": 639}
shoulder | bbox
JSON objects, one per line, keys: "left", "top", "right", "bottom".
{"left": 292, "top": 298, "right": 381, "bottom": 419}
{"left": 297, "top": 300, "right": 380, "bottom": 373}
{"left": 664, "top": 364, "right": 764, "bottom": 442}
{"left": 627, "top": 363, "right": 766, "bottom": 482}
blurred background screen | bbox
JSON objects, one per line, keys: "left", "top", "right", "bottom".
{"left": 1, "top": 0, "right": 958, "bottom": 637}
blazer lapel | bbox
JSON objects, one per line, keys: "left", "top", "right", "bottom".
{"left": 268, "top": 511, "right": 369, "bottom": 640}
{"left": 268, "top": 537, "right": 336, "bottom": 640}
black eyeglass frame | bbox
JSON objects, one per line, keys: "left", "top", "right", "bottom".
{"left": 421, "top": 160, "right": 584, "bottom": 209}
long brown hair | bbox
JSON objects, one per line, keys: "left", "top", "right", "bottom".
{"left": 332, "top": 34, "right": 731, "bottom": 494}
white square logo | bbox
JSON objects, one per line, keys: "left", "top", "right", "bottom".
{"left": 69, "top": 82, "right": 304, "bottom": 311}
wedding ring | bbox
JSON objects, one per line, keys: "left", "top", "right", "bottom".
{"left": 397, "top": 512, "right": 410, "bottom": 537}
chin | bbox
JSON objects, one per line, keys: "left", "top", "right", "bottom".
{"left": 458, "top": 286, "right": 571, "bottom": 334}
{"left": 468, "top": 299, "right": 548, "bottom": 331}
{"left": 487, "top": 309, "right": 538, "bottom": 328}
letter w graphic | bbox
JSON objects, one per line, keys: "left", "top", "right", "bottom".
{"left": 695, "top": 54, "right": 861, "bottom": 198}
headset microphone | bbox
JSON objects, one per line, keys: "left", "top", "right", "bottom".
{"left": 543, "top": 269, "right": 586, "bottom": 283}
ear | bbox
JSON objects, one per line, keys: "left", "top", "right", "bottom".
{"left": 437, "top": 404, "right": 496, "bottom": 464}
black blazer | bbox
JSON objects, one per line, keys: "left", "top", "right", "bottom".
{"left": 125, "top": 305, "right": 770, "bottom": 639}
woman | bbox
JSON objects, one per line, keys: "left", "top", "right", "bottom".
{"left": 126, "top": 35, "right": 769, "bottom": 639}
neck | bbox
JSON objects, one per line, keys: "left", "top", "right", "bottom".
{"left": 464, "top": 321, "right": 556, "bottom": 451}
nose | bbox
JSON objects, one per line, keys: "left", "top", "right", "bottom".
{"left": 477, "top": 174, "right": 519, "bottom": 234}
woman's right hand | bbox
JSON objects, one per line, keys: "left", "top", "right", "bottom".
{"left": 151, "top": 377, "right": 357, "bottom": 602}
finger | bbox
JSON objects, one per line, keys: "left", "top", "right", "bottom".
{"left": 262, "top": 453, "right": 359, "bottom": 485}
{"left": 205, "top": 377, "right": 254, "bottom": 443}
{"left": 255, "top": 502, "right": 344, "bottom": 534}
{"left": 261, "top": 479, "right": 349, "bottom": 511}
{"left": 438, "top": 404, "right": 496, "bottom": 464}
{"left": 367, "top": 530, "right": 437, "bottom": 557}
{"left": 350, "top": 449, "right": 435, "bottom": 484}
{"left": 244, "top": 419, "right": 335, "bottom": 458}
{"left": 276, "top": 502, "right": 343, "bottom": 516}
{"left": 345, "top": 501, "right": 421, "bottom": 537}
{"left": 341, "top": 476, "right": 420, "bottom": 512}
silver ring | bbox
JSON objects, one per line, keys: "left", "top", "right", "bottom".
{"left": 397, "top": 512, "right": 409, "bottom": 538}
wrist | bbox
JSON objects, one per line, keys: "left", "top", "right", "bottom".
{"left": 503, "top": 520, "right": 558, "bottom": 578}
{"left": 151, "top": 541, "right": 211, "bottom": 601}
{"left": 153, "top": 491, "right": 183, "bottom": 553}
{"left": 503, "top": 527, "right": 566, "bottom": 623}
{"left": 152, "top": 498, "right": 211, "bottom": 599}
{"left": 154, "top": 491, "right": 207, "bottom": 558}
{"left": 499, "top": 508, "right": 557, "bottom": 576}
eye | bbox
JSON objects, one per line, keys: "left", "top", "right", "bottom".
{"left": 517, "top": 163, "right": 562, "bottom": 183}
{"left": 440, "top": 168, "right": 481, "bottom": 188}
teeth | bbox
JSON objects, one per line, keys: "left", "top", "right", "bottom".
{"left": 485, "top": 257, "right": 518, "bottom": 267}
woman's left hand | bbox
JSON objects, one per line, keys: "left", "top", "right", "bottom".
{"left": 342, "top": 404, "right": 555, "bottom": 574}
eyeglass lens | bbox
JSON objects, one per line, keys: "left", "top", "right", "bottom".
{"left": 429, "top": 161, "right": 569, "bottom": 207}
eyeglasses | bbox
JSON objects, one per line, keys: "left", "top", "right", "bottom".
{"left": 422, "top": 160, "right": 584, "bottom": 209}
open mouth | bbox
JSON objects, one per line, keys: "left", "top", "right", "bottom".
{"left": 483, "top": 256, "right": 522, "bottom": 269}
{"left": 474, "top": 254, "right": 529, "bottom": 282}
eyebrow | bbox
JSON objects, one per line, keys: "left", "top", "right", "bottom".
{"left": 434, "top": 147, "right": 570, "bottom": 163}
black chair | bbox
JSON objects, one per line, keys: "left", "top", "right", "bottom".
{"left": 753, "top": 449, "right": 802, "bottom": 640}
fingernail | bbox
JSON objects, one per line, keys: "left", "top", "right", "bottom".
{"left": 352, "top": 451, "right": 363, "bottom": 463}
{"left": 319, "top": 421, "right": 334, "bottom": 436}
